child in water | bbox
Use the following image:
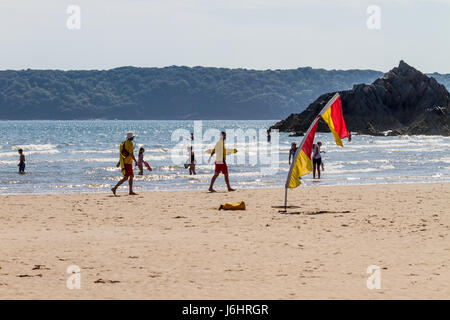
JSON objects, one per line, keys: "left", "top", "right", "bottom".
{"left": 18, "top": 149, "right": 25, "bottom": 174}
{"left": 137, "top": 147, "right": 145, "bottom": 175}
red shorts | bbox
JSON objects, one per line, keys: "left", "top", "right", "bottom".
{"left": 124, "top": 164, "right": 134, "bottom": 177}
{"left": 215, "top": 163, "right": 228, "bottom": 175}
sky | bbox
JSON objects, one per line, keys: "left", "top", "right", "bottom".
{"left": 0, "top": 0, "right": 449, "bottom": 73}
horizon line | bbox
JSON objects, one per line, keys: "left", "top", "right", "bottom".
{"left": 0, "top": 63, "right": 448, "bottom": 75}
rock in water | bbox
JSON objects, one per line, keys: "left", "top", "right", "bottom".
{"left": 357, "top": 122, "right": 385, "bottom": 136}
{"left": 402, "top": 106, "right": 450, "bottom": 136}
{"left": 272, "top": 61, "right": 450, "bottom": 136}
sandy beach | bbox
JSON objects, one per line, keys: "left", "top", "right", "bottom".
{"left": 0, "top": 182, "right": 449, "bottom": 299}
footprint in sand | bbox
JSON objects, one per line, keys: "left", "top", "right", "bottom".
{"left": 94, "top": 279, "right": 120, "bottom": 284}
{"left": 32, "top": 264, "right": 50, "bottom": 270}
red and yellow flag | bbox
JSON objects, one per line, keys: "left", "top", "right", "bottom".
{"left": 286, "top": 93, "right": 348, "bottom": 189}
{"left": 286, "top": 120, "right": 318, "bottom": 188}
{"left": 320, "top": 94, "right": 349, "bottom": 147}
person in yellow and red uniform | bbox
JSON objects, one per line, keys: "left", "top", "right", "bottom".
{"left": 208, "top": 131, "right": 236, "bottom": 193}
{"left": 112, "top": 132, "right": 138, "bottom": 196}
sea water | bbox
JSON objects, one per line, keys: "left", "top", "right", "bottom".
{"left": 0, "top": 120, "right": 449, "bottom": 194}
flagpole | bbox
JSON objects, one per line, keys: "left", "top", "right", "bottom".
{"left": 285, "top": 116, "right": 320, "bottom": 186}
{"left": 318, "top": 93, "right": 340, "bottom": 116}
{"left": 283, "top": 116, "right": 319, "bottom": 210}
{"left": 284, "top": 187, "right": 288, "bottom": 211}
{"left": 282, "top": 92, "right": 340, "bottom": 212}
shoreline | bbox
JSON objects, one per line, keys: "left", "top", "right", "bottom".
{"left": 1, "top": 179, "right": 450, "bottom": 197}
{"left": 1, "top": 182, "right": 449, "bottom": 299}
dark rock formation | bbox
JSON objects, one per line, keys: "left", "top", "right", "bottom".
{"left": 401, "top": 106, "right": 450, "bottom": 135}
{"left": 272, "top": 61, "right": 450, "bottom": 136}
{"left": 357, "top": 122, "right": 385, "bottom": 136}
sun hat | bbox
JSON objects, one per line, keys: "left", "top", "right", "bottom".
{"left": 126, "top": 132, "right": 135, "bottom": 140}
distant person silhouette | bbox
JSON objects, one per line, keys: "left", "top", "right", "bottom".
{"left": 188, "top": 146, "right": 196, "bottom": 175}
{"left": 18, "top": 149, "right": 26, "bottom": 174}
{"left": 289, "top": 142, "right": 298, "bottom": 165}
{"left": 137, "top": 147, "right": 145, "bottom": 175}
{"left": 312, "top": 141, "right": 325, "bottom": 179}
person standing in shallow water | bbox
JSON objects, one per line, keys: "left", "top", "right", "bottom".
{"left": 289, "top": 142, "right": 298, "bottom": 165}
{"left": 188, "top": 146, "right": 196, "bottom": 175}
{"left": 18, "top": 149, "right": 26, "bottom": 174}
{"left": 312, "top": 141, "right": 324, "bottom": 179}
{"left": 112, "top": 132, "right": 138, "bottom": 196}
{"left": 137, "top": 147, "right": 145, "bottom": 175}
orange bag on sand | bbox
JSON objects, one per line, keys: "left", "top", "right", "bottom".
{"left": 219, "top": 201, "right": 246, "bottom": 210}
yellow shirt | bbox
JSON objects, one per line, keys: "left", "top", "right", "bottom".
{"left": 211, "top": 138, "right": 237, "bottom": 164}
{"left": 211, "top": 138, "right": 226, "bottom": 164}
{"left": 122, "top": 140, "right": 134, "bottom": 165}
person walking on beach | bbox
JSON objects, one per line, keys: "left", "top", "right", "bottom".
{"left": 267, "top": 129, "right": 271, "bottom": 143}
{"left": 18, "top": 149, "right": 26, "bottom": 174}
{"left": 289, "top": 142, "right": 298, "bottom": 165}
{"left": 312, "top": 141, "right": 324, "bottom": 179}
{"left": 112, "top": 132, "right": 138, "bottom": 196}
{"left": 208, "top": 131, "right": 236, "bottom": 192}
